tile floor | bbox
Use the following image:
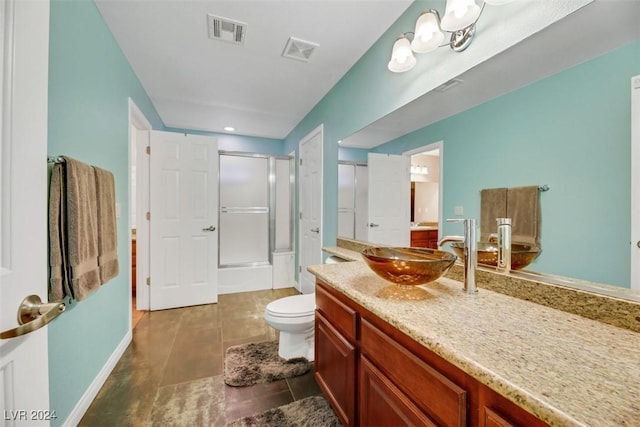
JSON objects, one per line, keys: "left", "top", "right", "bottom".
{"left": 81, "top": 288, "right": 322, "bottom": 426}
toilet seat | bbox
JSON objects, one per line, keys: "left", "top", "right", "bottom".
{"left": 265, "top": 294, "right": 315, "bottom": 318}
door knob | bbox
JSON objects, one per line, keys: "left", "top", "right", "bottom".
{"left": 368, "top": 223, "right": 379, "bottom": 228}
{"left": 310, "top": 227, "right": 320, "bottom": 233}
{"left": 1, "top": 295, "right": 65, "bottom": 339}
{"left": 202, "top": 225, "right": 216, "bottom": 232}
{"left": 637, "top": 241, "right": 640, "bottom": 249}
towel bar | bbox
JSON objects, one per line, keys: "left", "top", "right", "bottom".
{"left": 47, "top": 156, "right": 65, "bottom": 164}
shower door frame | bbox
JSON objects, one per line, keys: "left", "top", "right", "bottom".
{"left": 218, "top": 151, "right": 294, "bottom": 270}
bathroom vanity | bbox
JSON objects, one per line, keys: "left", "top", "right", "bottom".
{"left": 410, "top": 227, "right": 438, "bottom": 249}
{"left": 309, "top": 246, "right": 640, "bottom": 427}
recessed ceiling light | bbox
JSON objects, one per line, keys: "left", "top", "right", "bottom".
{"left": 224, "top": 126, "right": 235, "bottom": 132}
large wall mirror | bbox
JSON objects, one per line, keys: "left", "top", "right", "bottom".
{"left": 337, "top": 2, "right": 640, "bottom": 295}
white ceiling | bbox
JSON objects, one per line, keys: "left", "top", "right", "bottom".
{"left": 342, "top": 0, "right": 640, "bottom": 148}
{"left": 95, "top": 0, "right": 413, "bottom": 139}
{"left": 95, "top": 1, "right": 639, "bottom": 144}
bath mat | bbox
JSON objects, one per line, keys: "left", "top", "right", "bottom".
{"left": 224, "top": 340, "right": 312, "bottom": 387}
{"left": 225, "top": 395, "right": 341, "bottom": 427}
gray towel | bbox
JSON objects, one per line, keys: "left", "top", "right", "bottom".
{"left": 94, "top": 166, "right": 119, "bottom": 284}
{"left": 63, "top": 156, "right": 101, "bottom": 301}
{"left": 507, "top": 186, "right": 540, "bottom": 247}
{"left": 49, "top": 163, "right": 72, "bottom": 301}
{"left": 480, "top": 188, "right": 507, "bottom": 242}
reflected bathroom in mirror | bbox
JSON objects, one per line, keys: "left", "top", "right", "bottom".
{"left": 335, "top": 2, "right": 640, "bottom": 297}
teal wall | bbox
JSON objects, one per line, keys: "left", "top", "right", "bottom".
{"left": 47, "top": 0, "right": 164, "bottom": 424}
{"left": 339, "top": 147, "right": 369, "bottom": 163}
{"left": 373, "top": 41, "right": 639, "bottom": 287}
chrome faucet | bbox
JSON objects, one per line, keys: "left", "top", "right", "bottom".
{"left": 496, "top": 218, "right": 512, "bottom": 273}
{"left": 438, "top": 218, "right": 477, "bottom": 294}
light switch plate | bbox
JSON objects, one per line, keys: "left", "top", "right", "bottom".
{"left": 454, "top": 206, "right": 463, "bottom": 215}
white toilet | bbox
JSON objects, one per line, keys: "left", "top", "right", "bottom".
{"left": 264, "top": 293, "right": 316, "bottom": 361}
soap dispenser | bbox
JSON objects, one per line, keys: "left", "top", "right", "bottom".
{"left": 496, "top": 218, "right": 512, "bottom": 273}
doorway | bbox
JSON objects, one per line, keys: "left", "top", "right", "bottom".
{"left": 405, "top": 141, "right": 443, "bottom": 242}
{"left": 128, "top": 98, "right": 151, "bottom": 326}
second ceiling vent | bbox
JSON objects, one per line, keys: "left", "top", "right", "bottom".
{"left": 282, "top": 37, "right": 319, "bottom": 62}
{"left": 207, "top": 14, "right": 247, "bottom": 45}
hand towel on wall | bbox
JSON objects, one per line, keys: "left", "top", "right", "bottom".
{"left": 94, "top": 166, "right": 119, "bottom": 284}
{"left": 63, "top": 156, "right": 101, "bottom": 301}
{"left": 480, "top": 188, "right": 507, "bottom": 242}
{"left": 49, "top": 163, "right": 73, "bottom": 301}
{"left": 506, "top": 185, "right": 541, "bottom": 247}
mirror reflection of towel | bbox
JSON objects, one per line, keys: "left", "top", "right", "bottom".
{"left": 480, "top": 188, "right": 507, "bottom": 241}
{"left": 507, "top": 186, "right": 540, "bottom": 247}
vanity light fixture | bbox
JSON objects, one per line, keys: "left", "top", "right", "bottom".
{"left": 388, "top": 0, "right": 515, "bottom": 73}
{"left": 410, "top": 165, "right": 429, "bottom": 175}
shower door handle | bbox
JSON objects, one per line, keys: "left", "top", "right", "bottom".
{"left": 202, "top": 225, "right": 216, "bottom": 232}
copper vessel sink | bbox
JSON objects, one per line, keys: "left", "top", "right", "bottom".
{"left": 450, "top": 242, "right": 540, "bottom": 270}
{"left": 361, "top": 247, "right": 456, "bottom": 286}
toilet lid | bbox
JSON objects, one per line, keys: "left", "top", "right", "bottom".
{"left": 266, "top": 293, "right": 315, "bottom": 318}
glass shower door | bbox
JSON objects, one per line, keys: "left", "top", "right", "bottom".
{"left": 219, "top": 154, "right": 269, "bottom": 266}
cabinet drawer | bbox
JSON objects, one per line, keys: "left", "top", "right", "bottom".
{"left": 484, "top": 407, "right": 519, "bottom": 427}
{"left": 316, "top": 282, "right": 358, "bottom": 341}
{"left": 361, "top": 319, "right": 467, "bottom": 427}
{"left": 360, "top": 355, "right": 437, "bottom": 427}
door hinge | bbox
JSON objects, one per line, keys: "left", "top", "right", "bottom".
{"left": 146, "top": 211, "right": 150, "bottom": 221}
{"left": 146, "top": 146, "right": 150, "bottom": 155}
{"left": 299, "top": 158, "right": 302, "bottom": 166}
{"left": 146, "top": 277, "right": 150, "bottom": 286}
{"left": 299, "top": 211, "right": 302, "bottom": 220}
{"left": 299, "top": 265, "right": 302, "bottom": 273}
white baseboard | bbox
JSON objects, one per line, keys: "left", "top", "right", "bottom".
{"left": 62, "top": 330, "right": 132, "bottom": 427}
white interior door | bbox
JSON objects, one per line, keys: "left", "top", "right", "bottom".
{"left": 631, "top": 74, "right": 640, "bottom": 290}
{"left": 367, "top": 153, "right": 410, "bottom": 246}
{"left": 298, "top": 125, "right": 323, "bottom": 294}
{"left": 338, "top": 163, "right": 355, "bottom": 238}
{"left": 354, "top": 164, "right": 369, "bottom": 241}
{"left": 149, "top": 131, "right": 218, "bottom": 310}
{"left": 1, "top": 0, "right": 53, "bottom": 425}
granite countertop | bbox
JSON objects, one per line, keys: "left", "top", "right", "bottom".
{"left": 309, "top": 255, "right": 640, "bottom": 427}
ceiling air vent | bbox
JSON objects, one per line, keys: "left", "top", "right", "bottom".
{"left": 282, "top": 37, "right": 319, "bottom": 62}
{"left": 207, "top": 14, "right": 247, "bottom": 45}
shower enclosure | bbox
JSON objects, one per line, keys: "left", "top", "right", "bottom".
{"left": 218, "top": 152, "right": 294, "bottom": 293}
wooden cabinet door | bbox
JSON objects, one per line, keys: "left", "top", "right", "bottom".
{"left": 360, "top": 356, "right": 437, "bottom": 427}
{"left": 315, "top": 312, "right": 357, "bottom": 426}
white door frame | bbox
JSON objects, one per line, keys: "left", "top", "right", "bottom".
{"left": 631, "top": 75, "right": 640, "bottom": 290}
{"left": 404, "top": 141, "right": 444, "bottom": 238}
{"left": 128, "top": 98, "right": 151, "bottom": 312}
